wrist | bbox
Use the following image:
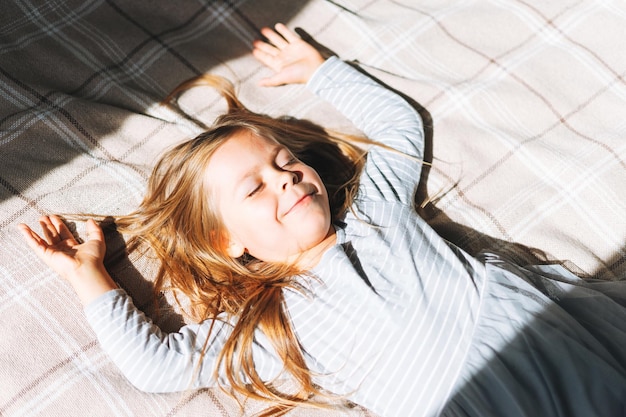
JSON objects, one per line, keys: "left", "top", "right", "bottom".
{"left": 306, "top": 56, "right": 337, "bottom": 89}
{"left": 305, "top": 54, "right": 326, "bottom": 83}
{"left": 66, "top": 265, "right": 118, "bottom": 306}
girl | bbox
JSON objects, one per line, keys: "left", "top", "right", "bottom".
{"left": 19, "top": 24, "right": 626, "bottom": 417}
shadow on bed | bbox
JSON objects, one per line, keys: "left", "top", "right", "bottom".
{"left": 94, "top": 218, "right": 186, "bottom": 332}
{"left": 395, "top": 83, "right": 615, "bottom": 279}
{"left": 373, "top": 74, "right": 558, "bottom": 273}
{"left": 411, "top": 112, "right": 621, "bottom": 280}
{"left": 0, "top": 0, "right": 310, "bottom": 210}
{"left": 440, "top": 293, "right": 626, "bottom": 416}
{"left": 396, "top": 71, "right": 626, "bottom": 415}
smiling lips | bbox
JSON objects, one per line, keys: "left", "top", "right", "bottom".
{"left": 283, "top": 190, "right": 315, "bottom": 216}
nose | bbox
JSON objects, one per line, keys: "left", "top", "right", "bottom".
{"left": 278, "top": 169, "right": 299, "bottom": 191}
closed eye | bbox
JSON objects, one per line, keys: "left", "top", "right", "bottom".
{"left": 275, "top": 146, "right": 298, "bottom": 168}
{"left": 247, "top": 183, "right": 263, "bottom": 197}
{"left": 281, "top": 157, "right": 298, "bottom": 168}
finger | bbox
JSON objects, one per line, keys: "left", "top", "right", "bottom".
{"left": 85, "top": 219, "right": 104, "bottom": 243}
{"left": 260, "top": 26, "right": 288, "bottom": 49}
{"left": 252, "top": 48, "right": 280, "bottom": 71}
{"left": 49, "top": 215, "right": 76, "bottom": 242}
{"left": 274, "top": 23, "right": 300, "bottom": 43}
{"left": 258, "top": 73, "right": 288, "bottom": 87}
{"left": 18, "top": 223, "right": 48, "bottom": 253}
{"left": 39, "top": 216, "right": 59, "bottom": 245}
{"left": 253, "top": 39, "right": 279, "bottom": 57}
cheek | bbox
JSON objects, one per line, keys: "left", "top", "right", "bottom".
{"left": 302, "top": 166, "right": 325, "bottom": 190}
{"left": 235, "top": 206, "right": 284, "bottom": 261}
{"left": 226, "top": 198, "right": 278, "bottom": 239}
{"left": 249, "top": 196, "right": 277, "bottom": 221}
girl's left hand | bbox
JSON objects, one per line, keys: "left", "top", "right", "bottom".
{"left": 252, "top": 23, "right": 325, "bottom": 87}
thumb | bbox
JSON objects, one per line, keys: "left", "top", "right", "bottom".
{"left": 258, "top": 72, "right": 307, "bottom": 87}
{"left": 258, "top": 74, "right": 288, "bottom": 87}
{"left": 85, "top": 219, "right": 104, "bottom": 243}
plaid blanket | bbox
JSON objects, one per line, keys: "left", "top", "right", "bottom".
{"left": 1, "top": 0, "right": 624, "bottom": 416}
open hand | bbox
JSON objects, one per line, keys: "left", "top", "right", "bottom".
{"left": 19, "top": 215, "right": 105, "bottom": 279}
{"left": 18, "top": 215, "right": 117, "bottom": 304}
{"left": 252, "top": 23, "right": 325, "bottom": 86}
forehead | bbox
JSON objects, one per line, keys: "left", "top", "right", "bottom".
{"left": 203, "top": 130, "right": 279, "bottom": 190}
{"left": 214, "top": 129, "right": 279, "bottom": 163}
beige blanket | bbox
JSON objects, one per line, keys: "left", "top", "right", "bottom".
{"left": 1, "top": 0, "right": 624, "bottom": 416}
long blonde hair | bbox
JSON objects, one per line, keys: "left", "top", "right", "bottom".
{"left": 113, "top": 75, "right": 369, "bottom": 414}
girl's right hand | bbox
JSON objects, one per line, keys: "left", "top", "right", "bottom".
{"left": 18, "top": 215, "right": 118, "bottom": 305}
{"left": 252, "top": 23, "right": 325, "bottom": 87}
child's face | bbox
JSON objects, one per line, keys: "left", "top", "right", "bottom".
{"left": 205, "top": 130, "right": 334, "bottom": 264}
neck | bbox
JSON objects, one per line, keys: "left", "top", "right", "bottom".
{"left": 291, "top": 226, "right": 337, "bottom": 270}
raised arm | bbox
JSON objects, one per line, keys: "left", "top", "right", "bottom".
{"left": 306, "top": 57, "right": 424, "bottom": 162}
{"left": 309, "top": 57, "right": 425, "bottom": 204}
{"left": 254, "top": 24, "right": 425, "bottom": 205}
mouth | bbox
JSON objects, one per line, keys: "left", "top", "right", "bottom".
{"left": 284, "top": 192, "right": 315, "bottom": 216}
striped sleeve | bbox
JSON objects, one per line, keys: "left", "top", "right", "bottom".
{"left": 84, "top": 289, "right": 223, "bottom": 392}
{"left": 84, "top": 289, "right": 283, "bottom": 392}
{"left": 307, "top": 57, "right": 425, "bottom": 205}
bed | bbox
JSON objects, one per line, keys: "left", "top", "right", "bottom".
{"left": 1, "top": 1, "right": 624, "bottom": 416}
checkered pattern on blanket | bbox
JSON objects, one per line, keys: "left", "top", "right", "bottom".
{"left": 1, "top": 0, "right": 624, "bottom": 416}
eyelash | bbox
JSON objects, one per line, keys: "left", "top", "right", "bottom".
{"left": 282, "top": 157, "right": 297, "bottom": 167}
{"left": 246, "top": 155, "right": 298, "bottom": 198}
{"left": 248, "top": 183, "right": 262, "bottom": 197}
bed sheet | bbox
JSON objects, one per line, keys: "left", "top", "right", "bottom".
{"left": 1, "top": 1, "right": 624, "bottom": 416}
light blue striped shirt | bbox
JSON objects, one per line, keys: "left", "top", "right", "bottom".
{"left": 85, "top": 57, "right": 486, "bottom": 416}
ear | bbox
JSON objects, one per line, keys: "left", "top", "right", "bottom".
{"left": 226, "top": 239, "right": 245, "bottom": 258}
